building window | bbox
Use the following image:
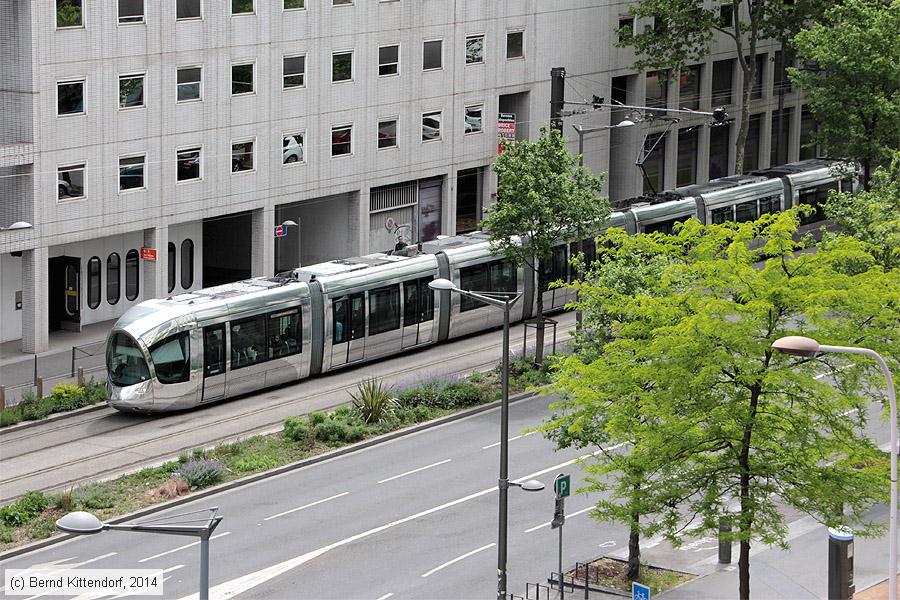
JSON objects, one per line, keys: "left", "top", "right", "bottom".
{"left": 378, "top": 119, "right": 397, "bottom": 149}
{"left": 177, "top": 0, "right": 201, "bottom": 19}
{"left": 177, "top": 66, "right": 202, "bottom": 102}
{"left": 283, "top": 55, "right": 305, "bottom": 88}
{"left": 677, "top": 128, "right": 698, "bottom": 187}
{"left": 283, "top": 133, "right": 305, "bottom": 164}
{"left": 56, "top": 0, "right": 82, "bottom": 28}
{"left": 645, "top": 70, "right": 668, "bottom": 109}
{"left": 679, "top": 65, "right": 700, "bottom": 111}
{"left": 119, "top": 155, "right": 145, "bottom": 191}
{"left": 232, "top": 0, "right": 253, "bottom": 15}
{"left": 232, "top": 140, "right": 254, "bottom": 172}
{"left": 58, "top": 164, "right": 85, "bottom": 199}
{"left": 422, "top": 111, "right": 441, "bottom": 142}
{"left": 465, "top": 105, "right": 483, "bottom": 134}
{"left": 57, "top": 80, "right": 84, "bottom": 116}
{"left": 642, "top": 134, "right": 666, "bottom": 193}
{"left": 181, "top": 239, "right": 194, "bottom": 289}
{"left": 506, "top": 31, "right": 524, "bottom": 59}
{"left": 711, "top": 59, "right": 733, "bottom": 106}
{"left": 423, "top": 39, "right": 442, "bottom": 71}
{"left": 617, "top": 18, "right": 633, "bottom": 43}
{"left": 332, "top": 125, "right": 352, "bottom": 156}
{"left": 167, "top": 242, "right": 176, "bottom": 293}
{"left": 107, "top": 253, "right": 120, "bottom": 305}
{"left": 118, "top": 0, "right": 143, "bottom": 24}
{"left": 232, "top": 63, "right": 254, "bottom": 95}
{"left": 466, "top": 35, "right": 484, "bottom": 65}
{"left": 747, "top": 54, "right": 765, "bottom": 100}
{"left": 332, "top": 51, "right": 353, "bottom": 82}
{"left": 709, "top": 123, "right": 730, "bottom": 179}
{"left": 333, "top": 0, "right": 352, "bottom": 5}
{"left": 773, "top": 50, "right": 792, "bottom": 94}
{"left": 743, "top": 113, "right": 762, "bottom": 172}
{"left": 284, "top": 0, "right": 304, "bottom": 9}
{"left": 125, "top": 249, "right": 139, "bottom": 301}
{"left": 177, "top": 147, "right": 201, "bottom": 181}
{"left": 119, "top": 74, "right": 145, "bottom": 109}
{"left": 719, "top": 3, "right": 733, "bottom": 27}
{"left": 378, "top": 45, "right": 399, "bottom": 77}
{"left": 770, "top": 107, "right": 793, "bottom": 166}
{"left": 87, "top": 257, "right": 101, "bottom": 309}
{"left": 799, "top": 105, "right": 820, "bottom": 160}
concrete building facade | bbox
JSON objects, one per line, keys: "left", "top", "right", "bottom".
{"left": 0, "top": 0, "right": 813, "bottom": 353}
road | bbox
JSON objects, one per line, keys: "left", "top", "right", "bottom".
{"left": 2, "top": 391, "right": 894, "bottom": 600}
{"left": 0, "top": 312, "right": 575, "bottom": 503}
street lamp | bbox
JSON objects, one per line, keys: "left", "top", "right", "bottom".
{"left": 56, "top": 507, "right": 223, "bottom": 600}
{"left": 428, "top": 277, "right": 541, "bottom": 600}
{"left": 0, "top": 221, "right": 33, "bottom": 231}
{"left": 772, "top": 335, "right": 897, "bottom": 600}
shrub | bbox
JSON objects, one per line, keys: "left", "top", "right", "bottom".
{"left": 308, "top": 411, "right": 327, "bottom": 426}
{"left": 332, "top": 405, "right": 354, "bottom": 419}
{"left": 178, "top": 450, "right": 192, "bottom": 464}
{"left": 49, "top": 383, "right": 88, "bottom": 411}
{"left": 283, "top": 416, "right": 314, "bottom": 446}
{"left": 74, "top": 484, "right": 115, "bottom": 510}
{"left": 229, "top": 455, "right": 279, "bottom": 474}
{"left": 469, "top": 370, "right": 486, "bottom": 384}
{"left": 315, "top": 415, "right": 367, "bottom": 445}
{"left": 437, "top": 382, "right": 486, "bottom": 408}
{"left": 178, "top": 458, "right": 226, "bottom": 489}
{"left": 0, "top": 408, "right": 22, "bottom": 428}
{"left": 53, "top": 489, "right": 74, "bottom": 513}
{"left": 0, "top": 524, "right": 14, "bottom": 544}
{"left": 350, "top": 377, "right": 399, "bottom": 425}
{"left": 0, "top": 491, "right": 48, "bottom": 527}
{"left": 412, "top": 404, "right": 434, "bottom": 422}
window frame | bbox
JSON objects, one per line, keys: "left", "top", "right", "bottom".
{"left": 231, "top": 0, "right": 254, "bottom": 16}
{"left": 87, "top": 256, "right": 101, "bottom": 309}
{"left": 149, "top": 332, "right": 191, "bottom": 384}
{"left": 506, "top": 30, "right": 524, "bottom": 60}
{"left": 57, "top": 79, "right": 85, "bottom": 117}
{"left": 331, "top": 124, "right": 353, "bottom": 157}
{"left": 176, "top": 65, "right": 203, "bottom": 103}
{"left": 421, "top": 110, "right": 442, "bottom": 143}
{"left": 118, "top": 72, "right": 146, "bottom": 110}
{"left": 617, "top": 18, "right": 633, "bottom": 44}
{"left": 464, "top": 104, "right": 483, "bottom": 135}
{"left": 176, "top": 0, "right": 202, "bottom": 20}
{"left": 107, "top": 253, "right": 121, "bottom": 305}
{"left": 378, "top": 44, "right": 400, "bottom": 77}
{"left": 125, "top": 248, "right": 140, "bottom": 301}
{"left": 283, "top": 0, "right": 305, "bottom": 10}
{"left": 422, "top": 39, "right": 443, "bottom": 71}
{"left": 368, "top": 285, "right": 401, "bottom": 336}
{"left": 176, "top": 146, "right": 202, "bottom": 183}
{"left": 167, "top": 242, "right": 176, "bottom": 293}
{"left": 465, "top": 34, "right": 485, "bottom": 65}
{"left": 117, "top": 0, "right": 144, "bottom": 25}
{"left": 283, "top": 54, "right": 306, "bottom": 89}
{"left": 57, "top": 163, "right": 86, "bottom": 201}
{"left": 268, "top": 308, "right": 302, "bottom": 359}
{"left": 180, "top": 238, "right": 194, "bottom": 289}
{"left": 332, "top": 50, "right": 354, "bottom": 83}
{"left": 282, "top": 132, "right": 306, "bottom": 166}
{"left": 231, "top": 61, "right": 255, "bottom": 96}
{"left": 377, "top": 118, "right": 398, "bottom": 150}
{"left": 55, "top": 0, "right": 84, "bottom": 30}
{"left": 118, "top": 154, "right": 146, "bottom": 193}
{"left": 231, "top": 138, "right": 256, "bottom": 174}
{"left": 230, "top": 315, "right": 268, "bottom": 369}
{"left": 332, "top": 0, "right": 353, "bottom": 6}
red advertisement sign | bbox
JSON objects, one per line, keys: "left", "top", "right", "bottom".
{"left": 140, "top": 247, "right": 157, "bottom": 261}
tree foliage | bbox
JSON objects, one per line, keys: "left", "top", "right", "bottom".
{"left": 483, "top": 127, "right": 610, "bottom": 363}
{"left": 789, "top": 0, "right": 900, "bottom": 188}
{"left": 545, "top": 210, "right": 900, "bottom": 599}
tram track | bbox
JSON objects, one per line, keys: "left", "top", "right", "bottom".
{"left": 0, "top": 314, "right": 575, "bottom": 503}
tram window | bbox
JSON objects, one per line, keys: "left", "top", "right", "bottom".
{"left": 203, "top": 325, "right": 225, "bottom": 377}
{"left": 568, "top": 242, "right": 580, "bottom": 281}
{"left": 644, "top": 220, "right": 677, "bottom": 235}
{"left": 167, "top": 242, "right": 176, "bottom": 293}
{"left": 87, "top": 256, "right": 101, "bottom": 309}
{"left": 418, "top": 277, "right": 434, "bottom": 322}
{"left": 107, "top": 253, "right": 120, "bottom": 305}
{"left": 735, "top": 200, "right": 757, "bottom": 222}
{"left": 107, "top": 332, "right": 150, "bottom": 386}
{"left": 230, "top": 315, "right": 267, "bottom": 369}
{"left": 268, "top": 309, "right": 301, "bottom": 358}
{"left": 149, "top": 332, "right": 190, "bottom": 384}
{"left": 459, "top": 264, "right": 487, "bottom": 311}
{"left": 759, "top": 194, "right": 780, "bottom": 215}
{"left": 582, "top": 238, "right": 597, "bottom": 266}
{"left": 404, "top": 282, "right": 418, "bottom": 326}
{"left": 181, "top": 238, "right": 194, "bottom": 289}
{"left": 369, "top": 285, "right": 400, "bottom": 335}
{"left": 490, "top": 261, "right": 516, "bottom": 293}
{"left": 542, "top": 246, "right": 567, "bottom": 286}
{"left": 798, "top": 183, "right": 834, "bottom": 224}
{"left": 711, "top": 206, "right": 732, "bottom": 224}
{"left": 125, "top": 249, "right": 139, "bottom": 300}
{"left": 333, "top": 298, "right": 348, "bottom": 343}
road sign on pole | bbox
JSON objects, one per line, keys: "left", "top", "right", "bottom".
{"left": 632, "top": 581, "right": 651, "bottom": 600}
{"left": 274, "top": 225, "right": 287, "bottom": 237}
{"left": 554, "top": 474, "right": 571, "bottom": 498}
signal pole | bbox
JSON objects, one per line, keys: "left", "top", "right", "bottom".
{"left": 550, "top": 67, "right": 566, "bottom": 132}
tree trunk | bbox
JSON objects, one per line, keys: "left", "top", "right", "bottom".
{"left": 733, "top": 57, "right": 754, "bottom": 175}
{"left": 627, "top": 510, "right": 641, "bottom": 581}
{"left": 737, "top": 386, "right": 761, "bottom": 600}
{"left": 863, "top": 159, "right": 872, "bottom": 190}
{"left": 534, "top": 262, "right": 545, "bottom": 365}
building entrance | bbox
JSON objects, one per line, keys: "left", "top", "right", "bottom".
{"left": 48, "top": 256, "right": 81, "bottom": 331}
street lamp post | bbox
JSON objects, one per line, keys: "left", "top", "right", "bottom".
{"left": 56, "top": 507, "right": 223, "bottom": 600}
{"left": 772, "top": 336, "right": 897, "bottom": 600}
{"left": 428, "top": 278, "right": 544, "bottom": 600}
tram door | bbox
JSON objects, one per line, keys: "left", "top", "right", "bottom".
{"left": 202, "top": 325, "right": 226, "bottom": 401}
{"left": 331, "top": 293, "right": 365, "bottom": 367}
{"left": 402, "top": 278, "right": 434, "bottom": 348}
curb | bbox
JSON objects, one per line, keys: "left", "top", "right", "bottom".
{"left": 0, "top": 402, "right": 109, "bottom": 434}
{"left": 0, "top": 389, "right": 540, "bottom": 562}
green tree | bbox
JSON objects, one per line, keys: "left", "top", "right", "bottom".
{"left": 483, "top": 127, "right": 609, "bottom": 364}
{"left": 826, "top": 152, "right": 900, "bottom": 270}
{"left": 546, "top": 210, "right": 900, "bottom": 599}
{"left": 789, "top": 0, "right": 900, "bottom": 188}
{"left": 619, "top": 0, "right": 827, "bottom": 173}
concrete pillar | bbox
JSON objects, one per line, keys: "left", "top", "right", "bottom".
{"left": 251, "top": 207, "right": 275, "bottom": 278}
{"left": 142, "top": 226, "right": 168, "bottom": 300}
{"left": 788, "top": 102, "right": 802, "bottom": 163}
{"left": 446, "top": 167, "right": 458, "bottom": 236}
{"left": 760, "top": 111, "right": 773, "bottom": 169}
{"left": 21, "top": 246, "right": 48, "bottom": 354}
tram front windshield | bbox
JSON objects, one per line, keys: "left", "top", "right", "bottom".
{"left": 107, "top": 332, "right": 151, "bottom": 386}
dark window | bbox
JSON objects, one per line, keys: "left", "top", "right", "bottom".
{"left": 333, "top": 0, "right": 352, "bottom": 5}
{"left": 177, "top": 67, "right": 201, "bottom": 102}
{"left": 798, "top": 183, "right": 836, "bottom": 224}
{"left": 269, "top": 309, "right": 301, "bottom": 358}
{"left": 177, "top": 147, "right": 201, "bottom": 181}
{"left": 284, "top": 0, "right": 304, "bottom": 9}
{"left": 204, "top": 325, "right": 225, "bottom": 377}
{"left": 118, "top": 0, "right": 143, "bottom": 24}
{"left": 150, "top": 332, "right": 190, "bottom": 384}
{"left": 799, "top": 105, "right": 819, "bottom": 160}
{"left": 711, "top": 59, "right": 733, "bottom": 106}
{"left": 582, "top": 237, "right": 597, "bottom": 266}
{"left": 106, "top": 253, "right": 120, "bottom": 305}
{"left": 677, "top": 128, "right": 698, "bottom": 187}
{"left": 332, "top": 52, "right": 353, "bottom": 82}
{"left": 57, "top": 0, "right": 82, "bottom": 28}
{"left": 87, "top": 256, "right": 101, "bottom": 309}
{"left": 423, "top": 40, "right": 442, "bottom": 70}
{"left": 746, "top": 54, "right": 765, "bottom": 100}
{"left": 378, "top": 119, "right": 397, "bottom": 149}
{"left": 679, "top": 65, "right": 701, "bottom": 110}
{"left": 403, "top": 277, "right": 434, "bottom": 326}
{"left": 645, "top": 70, "right": 668, "bottom": 109}
{"left": 490, "top": 260, "right": 517, "bottom": 293}
{"left": 506, "top": 31, "right": 524, "bottom": 59}
{"left": 642, "top": 133, "right": 666, "bottom": 193}
{"left": 743, "top": 113, "right": 762, "bottom": 172}
{"left": 119, "top": 74, "right": 144, "bottom": 108}
{"left": 770, "top": 107, "right": 793, "bottom": 167}
{"left": 711, "top": 206, "right": 732, "bottom": 224}
{"left": 719, "top": 3, "right": 733, "bottom": 27}
{"left": 459, "top": 264, "right": 487, "bottom": 312}
{"left": 231, "top": 315, "right": 266, "bottom": 369}
{"left": 58, "top": 164, "right": 85, "bottom": 199}
{"left": 167, "top": 242, "right": 176, "bottom": 293}
{"left": 759, "top": 194, "right": 781, "bottom": 215}
{"left": 541, "top": 246, "right": 567, "bottom": 288}
{"left": 57, "top": 80, "right": 85, "bottom": 116}
{"left": 177, "top": 0, "right": 201, "bottom": 19}
{"left": 773, "top": 50, "right": 791, "bottom": 94}
{"left": 617, "top": 18, "right": 633, "bottom": 43}
{"left": 709, "top": 123, "right": 730, "bottom": 179}
{"left": 332, "top": 125, "right": 352, "bottom": 156}
{"left": 125, "top": 249, "right": 139, "bottom": 300}
{"left": 107, "top": 332, "right": 150, "bottom": 386}
{"left": 181, "top": 239, "right": 194, "bottom": 289}
{"left": 232, "top": 63, "right": 254, "bottom": 95}
{"left": 333, "top": 293, "right": 365, "bottom": 343}
{"left": 735, "top": 200, "right": 757, "bottom": 222}
{"left": 232, "top": 0, "right": 253, "bottom": 14}
{"left": 379, "top": 45, "right": 399, "bottom": 76}
{"left": 283, "top": 55, "right": 305, "bottom": 88}
{"left": 466, "top": 35, "right": 484, "bottom": 64}
{"left": 232, "top": 140, "right": 254, "bottom": 172}
{"left": 119, "top": 155, "right": 145, "bottom": 191}
{"left": 368, "top": 285, "right": 400, "bottom": 335}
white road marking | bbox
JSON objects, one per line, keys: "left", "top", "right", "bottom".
{"left": 263, "top": 492, "right": 350, "bottom": 521}
{"left": 483, "top": 432, "right": 535, "bottom": 450}
{"left": 524, "top": 505, "right": 594, "bottom": 533}
{"left": 175, "top": 447, "right": 622, "bottom": 600}
{"left": 598, "top": 541, "right": 616, "bottom": 548}
{"left": 375, "top": 594, "right": 394, "bottom": 600}
{"left": 378, "top": 459, "right": 452, "bottom": 484}
{"left": 20, "top": 553, "right": 117, "bottom": 600}
{"left": 421, "top": 543, "right": 496, "bottom": 578}
{"left": 137, "top": 532, "right": 230, "bottom": 563}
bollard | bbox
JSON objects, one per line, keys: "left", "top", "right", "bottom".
{"left": 718, "top": 515, "right": 732, "bottom": 564}
{"left": 36, "top": 377, "right": 43, "bottom": 400}
{"left": 77, "top": 367, "right": 84, "bottom": 386}
{"left": 828, "top": 527, "right": 854, "bottom": 600}
{"left": 0, "top": 385, "right": 5, "bottom": 412}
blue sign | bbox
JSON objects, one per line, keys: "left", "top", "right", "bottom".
{"left": 274, "top": 225, "right": 286, "bottom": 237}
{"left": 632, "top": 582, "right": 651, "bottom": 600}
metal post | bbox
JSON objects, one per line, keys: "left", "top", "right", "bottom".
{"left": 558, "top": 525, "right": 564, "bottom": 598}
{"left": 199, "top": 534, "right": 210, "bottom": 600}
{"left": 36, "top": 377, "right": 43, "bottom": 399}
{"left": 497, "top": 297, "right": 511, "bottom": 600}
{"left": 0, "top": 385, "right": 5, "bottom": 412}
{"left": 34, "top": 355, "right": 38, "bottom": 385}
{"left": 71, "top": 347, "right": 76, "bottom": 377}
{"left": 550, "top": 67, "right": 566, "bottom": 132}
{"left": 77, "top": 367, "right": 84, "bottom": 387}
